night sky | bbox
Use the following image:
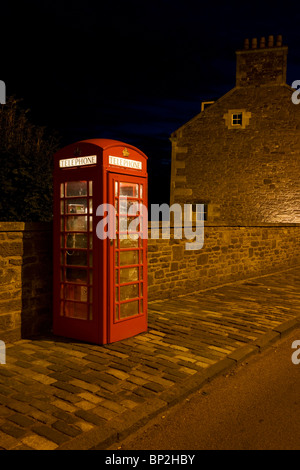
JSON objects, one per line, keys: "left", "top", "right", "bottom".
{"left": 2, "top": 0, "right": 300, "bottom": 204}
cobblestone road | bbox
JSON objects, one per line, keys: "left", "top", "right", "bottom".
{"left": 0, "top": 267, "right": 299, "bottom": 450}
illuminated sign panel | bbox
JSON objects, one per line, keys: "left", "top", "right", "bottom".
{"left": 109, "top": 155, "right": 142, "bottom": 170}
{"left": 59, "top": 155, "right": 97, "bottom": 168}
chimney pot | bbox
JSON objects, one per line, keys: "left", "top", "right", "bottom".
{"left": 268, "top": 35, "right": 274, "bottom": 47}
{"left": 276, "top": 35, "right": 282, "bottom": 46}
{"left": 260, "top": 37, "right": 266, "bottom": 48}
{"left": 244, "top": 38, "right": 249, "bottom": 50}
{"left": 251, "top": 38, "right": 257, "bottom": 49}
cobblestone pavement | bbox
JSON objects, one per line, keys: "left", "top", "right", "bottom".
{"left": 0, "top": 267, "right": 299, "bottom": 450}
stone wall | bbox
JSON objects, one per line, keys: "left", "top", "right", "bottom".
{"left": 170, "top": 84, "right": 300, "bottom": 225}
{"left": 0, "top": 222, "right": 299, "bottom": 342}
{"left": 0, "top": 223, "right": 52, "bottom": 343}
{"left": 147, "top": 224, "right": 300, "bottom": 300}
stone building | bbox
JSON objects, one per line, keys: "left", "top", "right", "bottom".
{"left": 170, "top": 35, "right": 300, "bottom": 225}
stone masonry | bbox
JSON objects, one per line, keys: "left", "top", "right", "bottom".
{"left": 170, "top": 35, "right": 300, "bottom": 225}
{"left": 0, "top": 223, "right": 52, "bottom": 343}
{"left": 148, "top": 224, "right": 300, "bottom": 300}
{"left": 0, "top": 222, "right": 299, "bottom": 342}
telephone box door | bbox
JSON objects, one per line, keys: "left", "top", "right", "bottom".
{"left": 108, "top": 173, "right": 148, "bottom": 343}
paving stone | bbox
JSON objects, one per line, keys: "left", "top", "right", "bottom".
{"left": 51, "top": 381, "right": 83, "bottom": 394}
{"left": 142, "top": 382, "right": 165, "bottom": 393}
{"left": 52, "top": 388, "right": 82, "bottom": 404}
{"left": 52, "top": 410, "right": 81, "bottom": 425}
{"left": 0, "top": 422, "right": 27, "bottom": 439}
{"left": 69, "top": 379, "right": 100, "bottom": 393}
{"left": 52, "top": 420, "right": 82, "bottom": 437}
{"left": 99, "top": 399, "right": 127, "bottom": 414}
{"left": 106, "top": 368, "right": 130, "bottom": 381}
{"left": 7, "top": 413, "right": 35, "bottom": 428}
{"left": 92, "top": 406, "right": 118, "bottom": 421}
{"left": 32, "top": 424, "right": 70, "bottom": 445}
{"left": 0, "top": 429, "right": 21, "bottom": 450}
{"left": 21, "top": 434, "right": 58, "bottom": 450}
{"left": 51, "top": 399, "right": 78, "bottom": 413}
{"left": 78, "top": 392, "right": 103, "bottom": 404}
{"left": 74, "top": 409, "right": 106, "bottom": 425}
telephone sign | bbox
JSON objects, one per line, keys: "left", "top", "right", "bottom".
{"left": 53, "top": 139, "right": 148, "bottom": 345}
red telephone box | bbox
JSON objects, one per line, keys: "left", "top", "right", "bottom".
{"left": 53, "top": 139, "right": 148, "bottom": 344}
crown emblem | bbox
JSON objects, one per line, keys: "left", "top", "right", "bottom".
{"left": 74, "top": 147, "right": 82, "bottom": 157}
{"left": 122, "top": 148, "right": 130, "bottom": 157}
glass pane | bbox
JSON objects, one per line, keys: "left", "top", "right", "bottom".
{"left": 60, "top": 235, "right": 65, "bottom": 248}
{"left": 89, "top": 252, "right": 93, "bottom": 267}
{"left": 66, "top": 216, "right": 87, "bottom": 231}
{"left": 60, "top": 183, "right": 64, "bottom": 198}
{"left": 120, "top": 183, "right": 138, "bottom": 198}
{"left": 89, "top": 288, "right": 93, "bottom": 303}
{"left": 66, "top": 268, "right": 87, "bottom": 283}
{"left": 65, "top": 284, "right": 88, "bottom": 301}
{"left": 66, "top": 198, "right": 87, "bottom": 214}
{"left": 120, "top": 267, "right": 139, "bottom": 283}
{"left": 65, "top": 301, "right": 88, "bottom": 320}
{"left": 66, "top": 181, "right": 87, "bottom": 197}
{"left": 120, "top": 216, "right": 140, "bottom": 232}
{"left": 120, "top": 284, "right": 139, "bottom": 301}
{"left": 115, "top": 181, "right": 118, "bottom": 196}
{"left": 115, "top": 304, "right": 119, "bottom": 321}
{"left": 115, "top": 286, "right": 119, "bottom": 302}
{"left": 61, "top": 218, "right": 65, "bottom": 231}
{"left": 89, "top": 199, "right": 93, "bottom": 214}
{"left": 89, "top": 181, "right": 93, "bottom": 196}
{"left": 120, "top": 300, "right": 139, "bottom": 319}
{"left": 60, "top": 201, "right": 64, "bottom": 214}
{"left": 115, "top": 251, "right": 119, "bottom": 266}
{"left": 89, "top": 217, "right": 93, "bottom": 231}
{"left": 66, "top": 233, "right": 87, "bottom": 249}
{"left": 119, "top": 237, "right": 139, "bottom": 248}
{"left": 120, "top": 250, "right": 139, "bottom": 266}
{"left": 66, "top": 251, "right": 88, "bottom": 266}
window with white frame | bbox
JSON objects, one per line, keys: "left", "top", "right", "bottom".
{"left": 231, "top": 112, "right": 243, "bottom": 126}
{"left": 223, "top": 109, "right": 251, "bottom": 129}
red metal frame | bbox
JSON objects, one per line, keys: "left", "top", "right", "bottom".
{"left": 108, "top": 173, "right": 148, "bottom": 343}
{"left": 53, "top": 139, "right": 148, "bottom": 345}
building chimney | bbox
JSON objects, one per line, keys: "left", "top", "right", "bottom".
{"left": 236, "top": 35, "right": 287, "bottom": 87}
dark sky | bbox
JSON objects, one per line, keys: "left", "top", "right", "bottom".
{"left": 2, "top": 0, "right": 300, "bottom": 204}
